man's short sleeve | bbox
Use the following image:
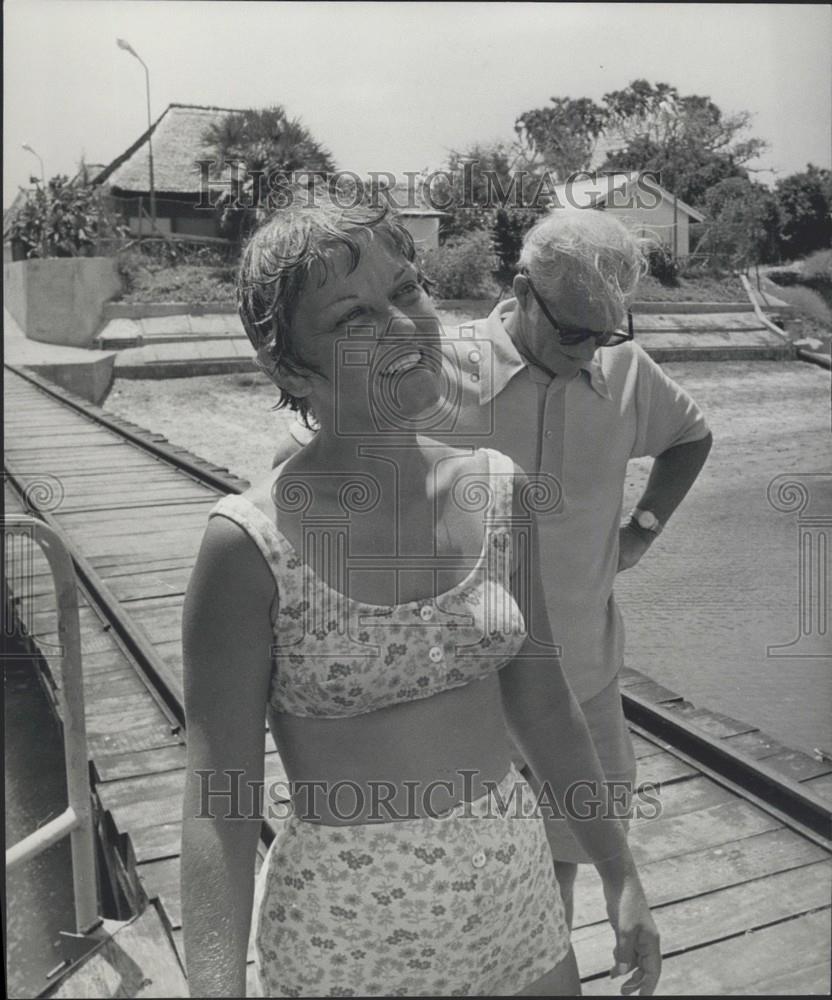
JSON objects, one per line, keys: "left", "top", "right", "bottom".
{"left": 631, "top": 343, "right": 710, "bottom": 458}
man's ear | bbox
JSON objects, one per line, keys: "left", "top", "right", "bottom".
{"left": 513, "top": 272, "right": 530, "bottom": 310}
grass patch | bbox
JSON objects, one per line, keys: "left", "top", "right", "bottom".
{"left": 118, "top": 259, "right": 237, "bottom": 305}
{"left": 636, "top": 272, "right": 746, "bottom": 302}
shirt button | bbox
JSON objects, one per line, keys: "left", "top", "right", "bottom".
{"left": 472, "top": 850, "right": 487, "bottom": 869}
{"left": 420, "top": 605, "right": 434, "bottom": 622}
{"left": 429, "top": 645, "right": 443, "bottom": 662}
{"left": 545, "top": 430, "right": 553, "bottom": 438}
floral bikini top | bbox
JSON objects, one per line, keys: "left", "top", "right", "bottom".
{"left": 208, "top": 448, "right": 527, "bottom": 718}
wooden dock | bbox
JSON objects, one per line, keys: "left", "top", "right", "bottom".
{"left": 5, "top": 364, "right": 831, "bottom": 997}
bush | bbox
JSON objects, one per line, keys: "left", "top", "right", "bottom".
{"left": 115, "top": 250, "right": 237, "bottom": 304}
{"left": 802, "top": 248, "right": 832, "bottom": 285}
{"left": 770, "top": 284, "right": 832, "bottom": 327}
{"left": 9, "top": 175, "right": 128, "bottom": 259}
{"left": 647, "top": 245, "right": 680, "bottom": 286}
{"left": 419, "top": 230, "right": 500, "bottom": 299}
{"left": 774, "top": 165, "right": 832, "bottom": 260}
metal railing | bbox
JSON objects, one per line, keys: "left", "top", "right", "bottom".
{"left": 4, "top": 517, "right": 99, "bottom": 935}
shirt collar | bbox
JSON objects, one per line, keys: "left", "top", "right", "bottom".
{"left": 480, "top": 299, "right": 612, "bottom": 403}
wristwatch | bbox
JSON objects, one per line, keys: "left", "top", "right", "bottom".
{"left": 630, "top": 508, "right": 663, "bottom": 535}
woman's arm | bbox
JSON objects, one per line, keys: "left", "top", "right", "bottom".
{"left": 498, "top": 470, "right": 661, "bottom": 995}
{"left": 180, "top": 515, "right": 276, "bottom": 997}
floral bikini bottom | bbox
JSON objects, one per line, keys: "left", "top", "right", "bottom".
{"left": 253, "top": 765, "right": 570, "bottom": 997}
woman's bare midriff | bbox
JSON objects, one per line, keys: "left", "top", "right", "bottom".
{"left": 267, "top": 673, "right": 515, "bottom": 826}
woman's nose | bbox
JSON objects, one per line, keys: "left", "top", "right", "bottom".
{"left": 383, "top": 308, "right": 419, "bottom": 339}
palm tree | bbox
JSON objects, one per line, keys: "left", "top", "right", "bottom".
{"left": 203, "top": 105, "right": 336, "bottom": 242}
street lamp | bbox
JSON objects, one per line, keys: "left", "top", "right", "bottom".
{"left": 116, "top": 37, "right": 156, "bottom": 234}
{"left": 22, "top": 143, "right": 45, "bottom": 187}
{"left": 22, "top": 144, "right": 47, "bottom": 256}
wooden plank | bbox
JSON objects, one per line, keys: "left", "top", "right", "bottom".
{"left": 107, "top": 568, "right": 193, "bottom": 603}
{"left": 91, "top": 552, "right": 197, "bottom": 572}
{"left": 85, "top": 691, "right": 167, "bottom": 722}
{"left": 757, "top": 749, "right": 832, "bottom": 783}
{"left": 80, "top": 648, "right": 140, "bottom": 677}
{"left": 804, "top": 772, "right": 832, "bottom": 804}
{"left": 573, "top": 825, "right": 829, "bottom": 930}
{"left": 630, "top": 775, "right": 733, "bottom": 824}
{"left": 58, "top": 495, "right": 212, "bottom": 515}
{"left": 96, "top": 744, "right": 188, "bottom": 784}
{"left": 661, "top": 702, "right": 758, "bottom": 738}
{"left": 87, "top": 705, "right": 173, "bottom": 738}
{"left": 723, "top": 729, "right": 789, "bottom": 760}
{"left": 63, "top": 519, "right": 210, "bottom": 544}
{"left": 99, "top": 769, "right": 186, "bottom": 833}
{"left": 573, "top": 861, "right": 832, "bottom": 979}
{"left": 101, "top": 753, "right": 289, "bottom": 834}
{"left": 82, "top": 673, "right": 150, "bottom": 702}
{"left": 724, "top": 959, "right": 832, "bottom": 995}
{"left": 58, "top": 501, "right": 216, "bottom": 527}
{"left": 625, "top": 680, "right": 685, "bottom": 704}
{"left": 49, "top": 903, "right": 188, "bottom": 998}
{"left": 582, "top": 909, "right": 830, "bottom": 996}
{"left": 628, "top": 798, "right": 781, "bottom": 867}
{"left": 59, "top": 530, "right": 205, "bottom": 559}
{"left": 138, "top": 858, "right": 182, "bottom": 928}
{"left": 636, "top": 752, "right": 698, "bottom": 787}
{"left": 133, "top": 822, "right": 183, "bottom": 864}
{"left": 618, "top": 667, "right": 651, "bottom": 687}
{"left": 89, "top": 720, "right": 181, "bottom": 758}
{"left": 630, "top": 732, "right": 672, "bottom": 760}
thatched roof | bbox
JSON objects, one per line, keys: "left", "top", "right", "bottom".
{"left": 95, "top": 103, "right": 244, "bottom": 195}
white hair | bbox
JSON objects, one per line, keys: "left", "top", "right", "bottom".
{"left": 518, "top": 209, "right": 648, "bottom": 329}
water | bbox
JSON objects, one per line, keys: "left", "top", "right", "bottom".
{"left": 617, "top": 360, "right": 832, "bottom": 757}
{"left": 4, "top": 656, "right": 77, "bottom": 999}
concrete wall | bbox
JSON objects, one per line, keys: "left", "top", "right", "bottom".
{"left": 3, "top": 258, "right": 122, "bottom": 347}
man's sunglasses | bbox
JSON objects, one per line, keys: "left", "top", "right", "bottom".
{"left": 520, "top": 269, "right": 634, "bottom": 347}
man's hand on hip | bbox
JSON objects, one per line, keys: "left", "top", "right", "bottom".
{"left": 617, "top": 524, "right": 654, "bottom": 572}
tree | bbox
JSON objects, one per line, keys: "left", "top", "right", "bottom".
{"left": 774, "top": 164, "right": 832, "bottom": 260}
{"left": 429, "top": 140, "right": 534, "bottom": 239}
{"left": 700, "top": 177, "right": 781, "bottom": 269}
{"left": 515, "top": 97, "right": 606, "bottom": 180}
{"left": 492, "top": 207, "right": 539, "bottom": 287}
{"left": 9, "top": 175, "right": 127, "bottom": 259}
{"left": 598, "top": 81, "right": 767, "bottom": 207}
{"left": 203, "top": 105, "right": 336, "bottom": 242}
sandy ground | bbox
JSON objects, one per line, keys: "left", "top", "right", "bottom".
{"left": 104, "top": 360, "right": 831, "bottom": 754}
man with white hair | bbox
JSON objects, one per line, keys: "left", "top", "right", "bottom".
{"left": 447, "top": 208, "right": 712, "bottom": 929}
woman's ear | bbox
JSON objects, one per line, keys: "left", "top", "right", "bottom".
{"left": 272, "top": 366, "right": 314, "bottom": 399}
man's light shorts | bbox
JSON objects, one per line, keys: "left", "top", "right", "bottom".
{"left": 521, "top": 674, "right": 638, "bottom": 864}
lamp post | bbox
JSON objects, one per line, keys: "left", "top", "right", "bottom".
{"left": 22, "top": 144, "right": 45, "bottom": 188}
{"left": 22, "top": 144, "right": 47, "bottom": 256}
{"left": 116, "top": 37, "right": 156, "bottom": 234}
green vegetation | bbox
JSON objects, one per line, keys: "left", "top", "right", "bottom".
{"left": 117, "top": 252, "right": 236, "bottom": 304}
{"left": 419, "top": 230, "right": 501, "bottom": 300}
{"left": 764, "top": 249, "right": 832, "bottom": 343}
{"left": 8, "top": 174, "right": 127, "bottom": 259}
{"left": 637, "top": 272, "right": 745, "bottom": 302}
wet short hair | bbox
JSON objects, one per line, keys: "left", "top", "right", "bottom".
{"left": 518, "top": 208, "right": 648, "bottom": 330}
{"left": 238, "top": 191, "right": 418, "bottom": 425}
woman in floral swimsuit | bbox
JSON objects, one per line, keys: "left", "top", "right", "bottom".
{"left": 180, "top": 191, "right": 661, "bottom": 997}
